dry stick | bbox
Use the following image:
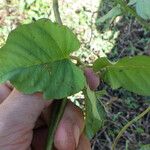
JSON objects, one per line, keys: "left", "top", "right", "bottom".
{"left": 112, "top": 106, "right": 150, "bottom": 150}
{"left": 45, "top": 0, "right": 68, "bottom": 150}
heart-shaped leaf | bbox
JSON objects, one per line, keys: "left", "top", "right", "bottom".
{"left": 0, "top": 19, "right": 85, "bottom": 99}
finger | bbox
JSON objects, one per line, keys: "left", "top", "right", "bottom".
{"left": 0, "top": 89, "right": 53, "bottom": 148}
{"left": 1, "top": 89, "right": 53, "bottom": 127}
{"left": 84, "top": 68, "right": 100, "bottom": 90}
{"left": 54, "top": 101, "right": 84, "bottom": 150}
{"left": 0, "top": 84, "right": 12, "bottom": 104}
{"left": 32, "top": 130, "right": 91, "bottom": 150}
{"left": 77, "top": 134, "right": 91, "bottom": 150}
{"left": 32, "top": 101, "right": 85, "bottom": 149}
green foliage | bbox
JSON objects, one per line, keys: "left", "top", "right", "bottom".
{"left": 96, "top": 5, "right": 122, "bottom": 24}
{"left": 1, "top": 0, "right": 150, "bottom": 148}
{"left": 136, "top": 0, "right": 150, "bottom": 20}
{"left": 93, "top": 57, "right": 112, "bottom": 71}
{"left": 93, "top": 56, "right": 150, "bottom": 96}
{"left": 84, "top": 85, "right": 106, "bottom": 139}
{"left": 0, "top": 15, "right": 149, "bottom": 143}
{"left": 140, "top": 144, "right": 150, "bottom": 150}
{"left": 0, "top": 19, "right": 85, "bottom": 99}
{"left": 123, "top": 97, "right": 139, "bottom": 109}
{"left": 128, "top": 0, "right": 137, "bottom": 6}
{"left": 97, "top": 0, "right": 150, "bottom": 30}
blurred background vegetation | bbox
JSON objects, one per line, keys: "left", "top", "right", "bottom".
{"left": 0, "top": 0, "right": 150, "bottom": 150}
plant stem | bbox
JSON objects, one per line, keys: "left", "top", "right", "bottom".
{"left": 46, "top": 99, "right": 68, "bottom": 150}
{"left": 112, "top": 106, "right": 150, "bottom": 150}
{"left": 70, "top": 55, "right": 84, "bottom": 66}
{"left": 53, "top": 0, "right": 62, "bottom": 25}
{"left": 45, "top": 1, "right": 68, "bottom": 150}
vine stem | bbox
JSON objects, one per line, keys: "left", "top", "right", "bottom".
{"left": 46, "top": 99, "right": 68, "bottom": 150}
{"left": 45, "top": 0, "right": 68, "bottom": 150}
{"left": 53, "top": 0, "right": 62, "bottom": 25}
{"left": 70, "top": 55, "right": 85, "bottom": 66}
{"left": 112, "top": 106, "right": 150, "bottom": 150}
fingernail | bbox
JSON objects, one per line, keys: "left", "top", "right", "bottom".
{"left": 73, "top": 125, "right": 80, "bottom": 148}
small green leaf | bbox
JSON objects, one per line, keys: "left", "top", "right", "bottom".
{"left": 0, "top": 19, "right": 85, "bottom": 99}
{"left": 84, "top": 85, "right": 106, "bottom": 139}
{"left": 136, "top": 0, "right": 150, "bottom": 20}
{"left": 93, "top": 57, "right": 112, "bottom": 72}
{"left": 96, "top": 6, "right": 122, "bottom": 24}
{"left": 93, "top": 56, "right": 150, "bottom": 96}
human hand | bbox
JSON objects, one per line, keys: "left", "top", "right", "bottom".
{"left": 0, "top": 68, "right": 99, "bottom": 150}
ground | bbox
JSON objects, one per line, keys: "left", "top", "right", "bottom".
{"left": 0, "top": 0, "right": 150, "bottom": 150}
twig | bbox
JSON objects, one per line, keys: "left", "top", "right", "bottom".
{"left": 112, "top": 106, "right": 150, "bottom": 150}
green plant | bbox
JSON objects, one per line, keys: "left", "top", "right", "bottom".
{"left": 97, "top": 0, "right": 150, "bottom": 30}
{"left": 140, "top": 144, "right": 150, "bottom": 150}
{"left": 0, "top": 0, "right": 150, "bottom": 150}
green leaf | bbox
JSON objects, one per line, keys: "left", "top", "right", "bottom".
{"left": 96, "top": 6, "right": 122, "bottom": 24}
{"left": 93, "top": 57, "right": 112, "bottom": 72}
{"left": 136, "top": 0, "right": 150, "bottom": 20}
{"left": 140, "top": 144, "right": 150, "bottom": 150}
{"left": 0, "top": 19, "right": 85, "bottom": 99}
{"left": 95, "top": 90, "right": 107, "bottom": 99}
{"left": 93, "top": 56, "right": 150, "bottom": 96}
{"left": 84, "top": 85, "right": 106, "bottom": 139}
{"left": 128, "top": 0, "right": 137, "bottom": 6}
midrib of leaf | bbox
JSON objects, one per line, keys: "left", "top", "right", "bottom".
{"left": 32, "top": 24, "right": 64, "bottom": 57}
{"left": 9, "top": 39, "right": 69, "bottom": 64}
{"left": 18, "top": 30, "right": 53, "bottom": 61}
{"left": 11, "top": 27, "right": 64, "bottom": 62}
{"left": 0, "top": 58, "right": 70, "bottom": 81}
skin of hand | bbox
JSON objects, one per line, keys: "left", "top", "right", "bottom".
{"left": 0, "top": 68, "right": 99, "bottom": 150}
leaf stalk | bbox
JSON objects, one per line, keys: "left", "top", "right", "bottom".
{"left": 46, "top": 99, "right": 68, "bottom": 150}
